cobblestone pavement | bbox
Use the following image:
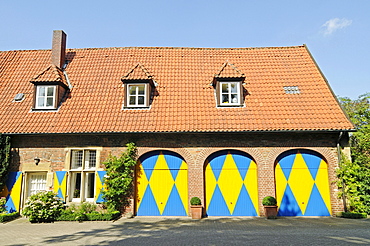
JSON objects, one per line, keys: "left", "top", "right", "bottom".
{"left": 1, "top": 216, "right": 370, "bottom": 245}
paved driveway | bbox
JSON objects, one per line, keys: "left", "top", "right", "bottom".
{"left": 1, "top": 216, "right": 370, "bottom": 245}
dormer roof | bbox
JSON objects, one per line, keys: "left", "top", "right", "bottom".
{"left": 30, "top": 64, "right": 68, "bottom": 88}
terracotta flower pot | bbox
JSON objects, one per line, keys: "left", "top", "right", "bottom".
{"left": 264, "top": 205, "right": 278, "bottom": 219}
{"left": 190, "top": 205, "right": 203, "bottom": 219}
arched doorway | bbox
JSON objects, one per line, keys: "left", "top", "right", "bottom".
{"left": 275, "top": 149, "right": 332, "bottom": 216}
{"left": 135, "top": 150, "right": 188, "bottom": 216}
{"left": 205, "top": 150, "right": 259, "bottom": 216}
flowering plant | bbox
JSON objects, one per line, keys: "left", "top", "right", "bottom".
{"left": 22, "top": 191, "right": 65, "bottom": 223}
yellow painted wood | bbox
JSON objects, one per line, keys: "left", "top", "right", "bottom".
{"left": 288, "top": 153, "right": 314, "bottom": 214}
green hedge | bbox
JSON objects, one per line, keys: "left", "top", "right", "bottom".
{"left": 0, "top": 212, "right": 20, "bottom": 223}
{"left": 341, "top": 212, "right": 368, "bottom": 219}
{"left": 57, "top": 211, "right": 121, "bottom": 221}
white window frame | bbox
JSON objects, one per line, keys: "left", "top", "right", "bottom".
{"left": 219, "top": 81, "right": 241, "bottom": 106}
{"left": 127, "top": 83, "right": 147, "bottom": 107}
{"left": 35, "top": 85, "right": 56, "bottom": 109}
{"left": 69, "top": 150, "right": 97, "bottom": 203}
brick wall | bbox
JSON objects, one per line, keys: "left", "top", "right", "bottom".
{"left": 9, "top": 131, "right": 345, "bottom": 215}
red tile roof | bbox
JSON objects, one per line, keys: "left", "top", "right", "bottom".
{"left": 0, "top": 46, "right": 354, "bottom": 134}
{"left": 30, "top": 64, "right": 69, "bottom": 87}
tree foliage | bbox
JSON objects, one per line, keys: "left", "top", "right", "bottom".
{"left": 338, "top": 93, "right": 370, "bottom": 213}
{"left": 0, "top": 134, "right": 11, "bottom": 190}
{"left": 102, "top": 142, "right": 137, "bottom": 211}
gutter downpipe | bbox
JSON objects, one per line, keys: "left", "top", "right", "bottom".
{"left": 337, "top": 131, "right": 347, "bottom": 212}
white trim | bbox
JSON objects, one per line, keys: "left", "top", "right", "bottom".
{"left": 127, "top": 83, "right": 147, "bottom": 107}
{"left": 35, "top": 85, "right": 56, "bottom": 109}
{"left": 219, "top": 81, "right": 241, "bottom": 106}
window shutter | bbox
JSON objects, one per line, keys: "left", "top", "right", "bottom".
{"left": 95, "top": 171, "right": 106, "bottom": 203}
{"left": 53, "top": 171, "right": 67, "bottom": 202}
{"left": 0, "top": 172, "right": 23, "bottom": 213}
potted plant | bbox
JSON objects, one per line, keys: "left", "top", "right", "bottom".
{"left": 190, "top": 197, "right": 203, "bottom": 219}
{"left": 262, "top": 196, "right": 278, "bottom": 219}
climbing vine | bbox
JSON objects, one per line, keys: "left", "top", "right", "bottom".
{"left": 102, "top": 142, "right": 137, "bottom": 211}
{"left": 0, "top": 134, "right": 11, "bottom": 190}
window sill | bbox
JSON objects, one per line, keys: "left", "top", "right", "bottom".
{"left": 123, "top": 106, "right": 151, "bottom": 110}
{"left": 217, "top": 104, "right": 244, "bottom": 108}
{"left": 31, "top": 108, "right": 59, "bottom": 112}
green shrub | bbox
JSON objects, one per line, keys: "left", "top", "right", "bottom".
{"left": 80, "top": 202, "right": 97, "bottom": 214}
{"left": 103, "top": 142, "right": 137, "bottom": 211}
{"left": 56, "top": 203, "right": 120, "bottom": 221}
{"left": 0, "top": 197, "right": 6, "bottom": 214}
{"left": 86, "top": 211, "right": 120, "bottom": 221}
{"left": 22, "top": 191, "right": 65, "bottom": 223}
{"left": 262, "top": 196, "right": 277, "bottom": 206}
{"left": 190, "top": 197, "right": 202, "bottom": 206}
{"left": 0, "top": 212, "right": 19, "bottom": 223}
{"left": 341, "top": 212, "right": 367, "bottom": 219}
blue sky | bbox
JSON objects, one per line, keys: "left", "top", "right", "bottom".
{"left": 1, "top": 0, "right": 369, "bottom": 99}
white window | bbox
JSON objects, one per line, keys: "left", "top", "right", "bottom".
{"left": 70, "top": 150, "right": 97, "bottom": 202}
{"left": 220, "top": 82, "right": 241, "bottom": 105}
{"left": 28, "top": 173, "right": 47, "bottom": 197}
{"left": 127, "top": 84, "right": 147, "bottom": 107}
{"left": 35, "top": 85, "right": 56, "bottom": 109}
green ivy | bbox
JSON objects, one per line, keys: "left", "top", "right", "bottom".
{"left": 102, "top": 142, "right": 137, "bottom": 211}
{"left": 0, "top": 134, "right": 11, "bottom": 190}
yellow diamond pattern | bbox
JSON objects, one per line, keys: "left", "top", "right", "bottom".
{"left": 288, "top": 153, "right": 314, "bottom": 214}
{"left": 315, "top": 160, "right": 332, "bottom": 213}
{"left": 205, "top": 160, "right": 217, "bottom": 210}
{"left": 175, "top": 161, "right": 189, "bottom": 213}
{"left": 149, "top": 153, "right": 174, "bottom": 214}
{"left": 136, "top": 160, "right": 149, "bottom": 210}
{"left": 275, "top": 163, "right": 288, "bottom": 207}
{"left": 244, "top": 160, "right": 259, "bottom": 215}
{"left": 217, "top": 153, "right": 243, "bottom": 214}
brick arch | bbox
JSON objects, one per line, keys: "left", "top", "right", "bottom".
{"left": 266, "top": 147, "right": 337, "bottom": 170}
{"left": 197, "top": 147, "right": 263, "bottom": 168}
{"left": 137, "top": 144, "right": 195, "bottom": 167}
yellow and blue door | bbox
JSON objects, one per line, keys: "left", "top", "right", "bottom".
{"left": 136, "top": 150, "right": 188, "bottom": 216}
{"left": 275, "top": 149, "right": 332, "bottom": 216}
{"left": 0, "top": 172, "right": 23, "bottom": 213}
{"left": 205, "top": 150, "right": 259, "bottom": 216}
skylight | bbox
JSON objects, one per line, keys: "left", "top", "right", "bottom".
{"left": 13, "top": 93, "right": 25, "bottom": 102}
{"left": 284, "top": 86, "right": 300, "bottom": 94}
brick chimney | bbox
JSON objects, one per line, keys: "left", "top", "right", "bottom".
{"left": 51, "top": 30, "right": 67, "bottom": 69}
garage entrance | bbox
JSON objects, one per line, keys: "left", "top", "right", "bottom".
{"left": 136, "top": 150, "right": 188, "bottom": 216}
{"left": 275, "top": 149, "right": 332, "bottom": 216}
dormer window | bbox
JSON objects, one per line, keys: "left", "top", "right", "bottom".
{"left": 30, "top": 65, "right": 70, "bottom": 111}
{"left": 213, "top": 61, "right": 246, "bottom": 107}
{"left": 36, "top": 85, "right": 56, "bottom": 109}
{"left": 121, "top": 63, "right": 156, "bottom": 109}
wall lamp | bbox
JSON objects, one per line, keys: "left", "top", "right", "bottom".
{"left": 34, "top": 157, "right": 40, "bottom": 165}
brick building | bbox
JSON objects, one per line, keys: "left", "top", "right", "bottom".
{"left": 0, "top": 30, "right": 354, "bottom": 217}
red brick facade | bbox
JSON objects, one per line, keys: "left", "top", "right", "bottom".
{"left": 10, "top": 131, "right": 346, "bottom": 216}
